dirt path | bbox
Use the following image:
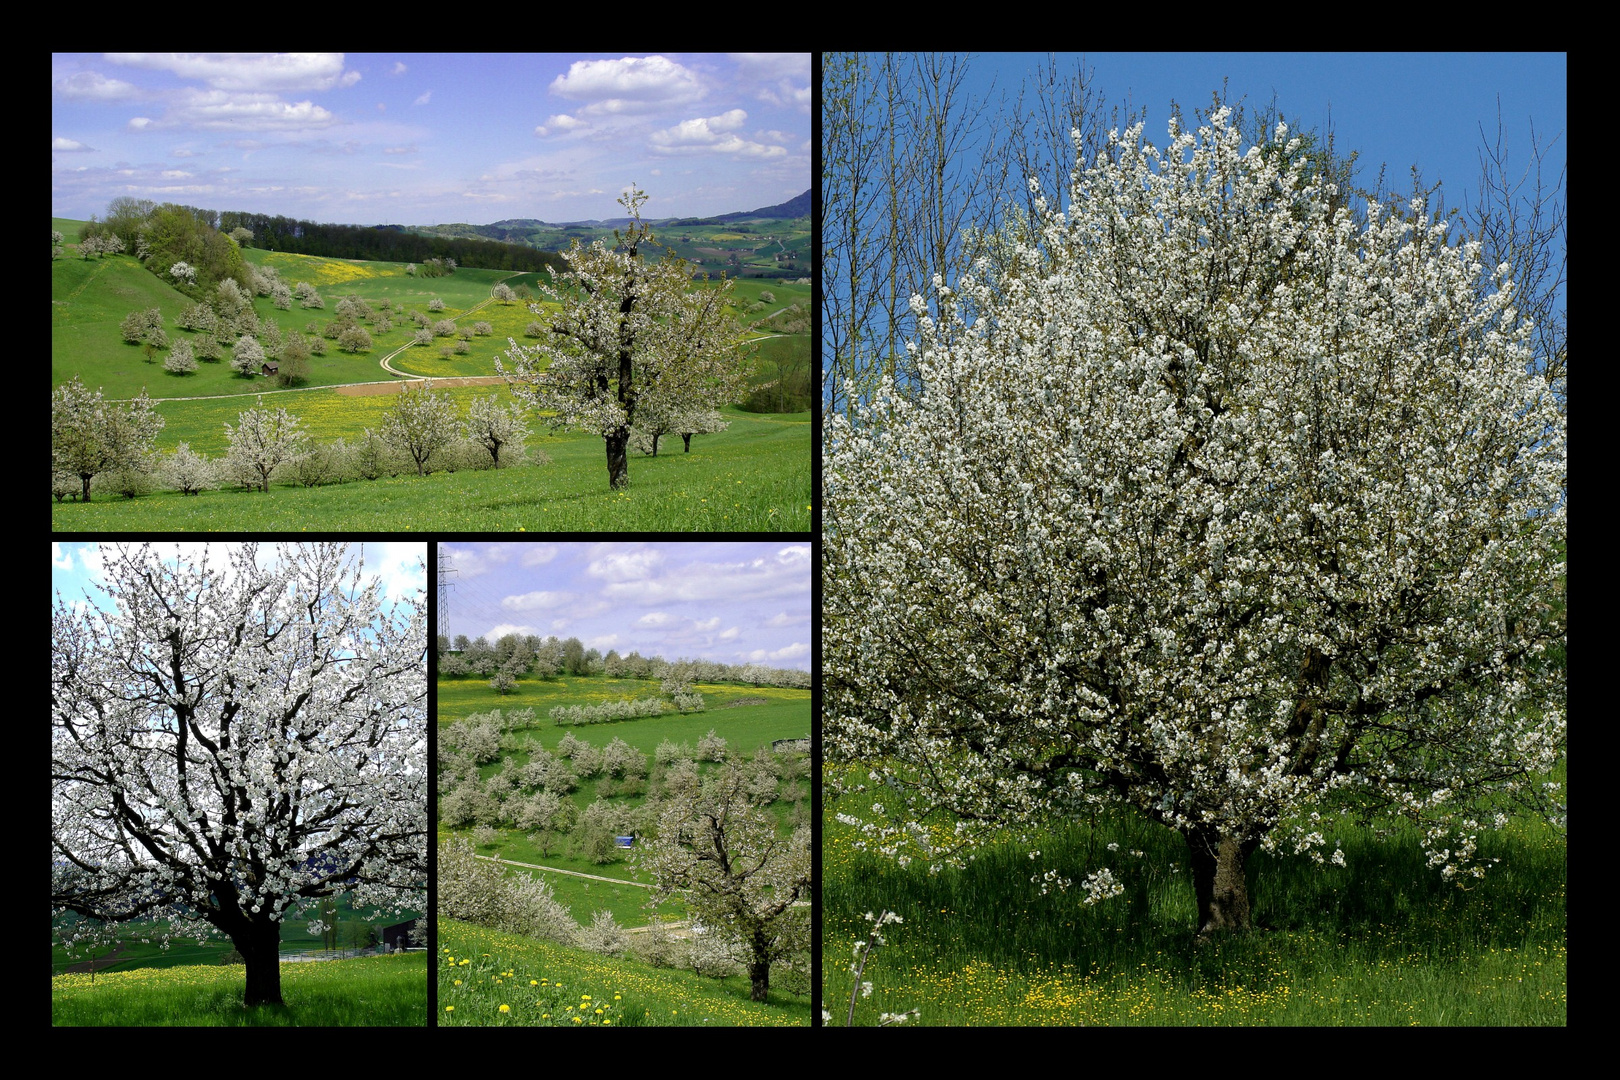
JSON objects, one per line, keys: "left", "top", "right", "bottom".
{"left": 133, "top": 280, "right": 520, "bottom": 403}
{"left": 473, "top": 853, "right": 650, "bottom": 888}
{"left": 58, "top": 943, "right": 129, "bottom": 975}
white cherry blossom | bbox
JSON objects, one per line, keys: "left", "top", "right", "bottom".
{"left": 824, "top": 104, "right": 1565, "bottom": 937}
{"left": 52, "top": 544, "right": 427, "bottom": 1004}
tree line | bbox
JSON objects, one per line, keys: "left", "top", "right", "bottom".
{"left": 436, "top": 631, "right": 812, "bottom": 690}
{"left": 219, "top": 210, "right": 566, "bottom": 275}
{"left": 74, "top": 197, "right": 565, "bottom": 281}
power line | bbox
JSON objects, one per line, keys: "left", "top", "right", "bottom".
{"left": 437, "top": 549, "right": 456, "bottom": 640}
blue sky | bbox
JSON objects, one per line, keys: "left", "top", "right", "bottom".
{"left": 439, "top": 541, "right": 811, "bottom": 671}
{"left": 824, "top": 52, "right": 1566, "bottom": 395}
{"left": 941, "top": 53, "right": 1565, "bottom": 223}
{"left": 51, "top": 53, "right": 810, "bottom": 226}
{"left": 52, "top": 542, "right": 427, "bottom": 616}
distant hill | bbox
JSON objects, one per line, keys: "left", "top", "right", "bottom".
{"left": 457, "top": 189, "right": 811, "bottom": 236}
{"left": 716, "top": 189, "right": 812, "bottom": 222}
{"left": 405, "top": 190, "right": 813, "bottom": 279}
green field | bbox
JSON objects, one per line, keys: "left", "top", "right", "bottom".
{"left": 51, "top": 218, "right": 810, "bottom": 530}
{"left": 438, "top": 675, "right": 809, "bottom": 925}
{"left": 51, "top": 952, "right": 426, "bottom": 1026}
{"left": 52, "top": 890, "right": 423, "bottom": 977}
{"left": 439, "top": 918, "right": 806, "bottom": 1026}
{"left": 823, "top": 758, "right": 1567, "bottom": 1026}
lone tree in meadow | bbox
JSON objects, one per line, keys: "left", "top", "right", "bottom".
{"left": 223, "top": 397, "right": 309, "bottom": 492}
{"left": 52, "top": 543, "right": 427, "bottom": 1007}
{"left": 497, "top": 185, "right": 753, "bottom": 489}
{"left": 380, "top": 383, "right": 458, "bottom": 476}
{"left": 51, "top": 377, "right": 165, "bottom": 502}
{"left": 823, "top": 103, "right": 1566, "bottom": 938}
{"left": 636, "top": 763, "right": 810, "bottom": 1001}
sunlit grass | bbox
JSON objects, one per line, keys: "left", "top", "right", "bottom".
{"left": 438, "top": 919, "right": 806, "bottom": 1026}
{"left": 51, "top": 953, "right": 427, "bottom": 1026}
{"left": 823, "top": 762, "right": 1567, "bottom": 1026}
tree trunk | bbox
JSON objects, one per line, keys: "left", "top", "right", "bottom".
{"left": 605, "top": 428, "right": 630, "bottom": 489}
{"left": 224, "top": 908, "right": 286, "bottom": 1007}
{"left": 681, "top": 433, "right": 693, "bottom": 452}
{"left": 748, "top": 931, "right": 771, "bottom": 1002}
{"left": 1186, "top": 828, "right": 1261, "bottom": 938}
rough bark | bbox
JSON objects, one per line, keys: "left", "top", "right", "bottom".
{"left": 605, "top": 428, "right": 630, "bottom": 489}
{"left": 748, "top": 929, "right": 772, "bottom": 1002}
{"left": 1186, "top": 828, "right": 1261, "bottom": 939}
{"left": 239, "top": 919, "right": 285, "bottom": 1008}
{"left": 210, "top": 881, "right": 285, "bottom": 1006}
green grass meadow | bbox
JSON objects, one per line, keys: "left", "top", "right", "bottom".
{"left": 51, "top": 398, "right": 809, "bottom": 531}
{"left": 824, "top": 762, "right": 1566, "bottom": 1026}
{"left": 436, "top": 676, "right": 812, "bottom": 1026}
{"left": 51, "top": 952, "right": 426, "bottom": 1026}
{"left": 51, "top": 221, "right": 810, "bottom": 531}
{"left": 438, "top": 676, "right": 809, "bottom": 925}
{"left": 439, "top": 918, "right": 806, "bottom": 1026}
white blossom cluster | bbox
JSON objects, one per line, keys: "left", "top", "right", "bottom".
{"left": 549, "top": 695, "right": 675, "bottom": 726}
{"left": 495, "top": 188, "right": 751, "bottom": 461}
{"left": 52, "top": 544, "right": 428, "bottom": 956}
{"left": 824, "top": 106, "right": 1566, "bottom": 896}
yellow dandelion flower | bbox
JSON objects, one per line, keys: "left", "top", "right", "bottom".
{"left": 499, "top": 1004, "right": 510, "bottom": 1014}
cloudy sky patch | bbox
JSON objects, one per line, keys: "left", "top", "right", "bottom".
{"left": 440, "top": 541, "right": 809, "bottom": 671}
{"left": 53, "top": 52, "right": 808, "bottom": 224}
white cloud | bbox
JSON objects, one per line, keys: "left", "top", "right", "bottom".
{"left": 54, "top": 70, "right": 141, "bottom": 102}
{"left": 168, "top": 89, "right": 338, "bottom": 132}
{"left": 587, "top": 549, "right": 664, "bottom": 582}
{"left": 745, "top": 641, "right": 809, "bottom": 663}
{"left": 366, "top": 542, "right": 426, "bottom": 602}
{"left": 502, "top": 590, "right": 571, "bottom": 611}
{"left": 548, "top": 55, "right": 705, "bottom": 115}
{"left": 535, "top": 113, "right": 587, "bottom": 137}
{"left": 637, "top": 612, "right": 673, "bottom": 627}
{"left": 650, "top": 111, "right": 787, "bottom": 159}
{"left": 104, "top": 53, "right": 360, "bottom": 93}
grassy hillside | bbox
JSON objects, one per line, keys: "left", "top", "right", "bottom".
{"left": 824, "top": 755, "right": 1566, "bottom": 1026}
{"left": 439, "top": 918, "right": 807, "bottom": 1026}
{"left": 53, "top": 220, "right": 802, "bottom": 399}
{"left": 52, "top": 219, "right": 810, "bottom": 529}
{"left": 51, "top": 402, "right": 809, "bottom": 530}
{"left": 437, "top": 676, "right": 808, "bottom": 928}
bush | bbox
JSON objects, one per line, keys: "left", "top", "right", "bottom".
{"left": 655, "top": 739, "right": 695, "bottom": 767}
{"left": 578, "top": 910, "right": 632, "bottom": 958}
{"left": 444, "top": 715, "right": 504, "bottom": 765}
{"left": 437, "top": 837, "right": 576, "bottom": 946}
{"left": 549, "top": 696, "right": 669, "bottom": 726}
{"left": 633, "top": 918, "right": 684, "bottom": 969}
{"left": 601, "top": 737, "right": 647, "bottom": 779}
{"left": 696, "top": 729, "right": 728, "bottom": 763}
